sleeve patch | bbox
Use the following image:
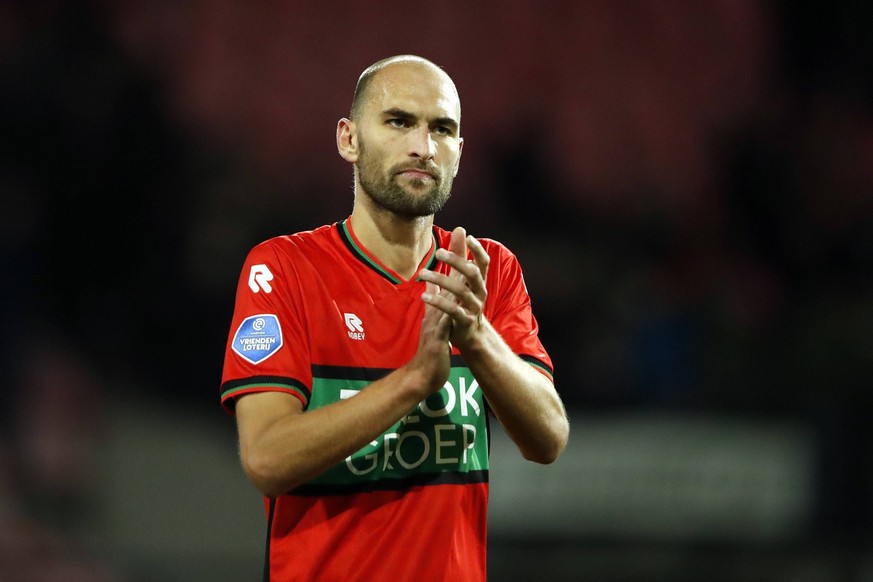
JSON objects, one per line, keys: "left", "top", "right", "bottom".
{"left": 232, "top": 314, "right": 284, "bottom": 364}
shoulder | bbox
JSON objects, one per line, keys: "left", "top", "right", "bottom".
{"left": 235, "top": 224, "right": 339, "bottom": 298}
{"left": 247, "top": 223, "right": 338, "bottom": 260}
{"left": 237, "top": 224, "right": 340, "bottom": 289}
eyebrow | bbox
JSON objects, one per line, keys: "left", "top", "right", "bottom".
{"left": 382, "top": 107, "right": 459, "bottom": 133}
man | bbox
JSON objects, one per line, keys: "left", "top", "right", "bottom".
{"left": 219, "top": 54, "right": 569, "bottom": 581}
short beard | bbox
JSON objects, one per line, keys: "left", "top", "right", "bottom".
{"left": 356, "top": 139, "right": 454, "bottom": 218}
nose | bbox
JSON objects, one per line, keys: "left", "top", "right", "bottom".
{"left": 407, "top": 124, "right": 436, "bottom": 161}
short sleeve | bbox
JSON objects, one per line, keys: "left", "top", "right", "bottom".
{"left": 483, "top": 241, "right": 554, "bottom": 382}
{"left": 219, "top": 239, "right": 312, "bottom": 414}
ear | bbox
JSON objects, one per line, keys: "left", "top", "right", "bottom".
{"left": 337, "top": 118, "right": 359, "bottom": 163}
{"left": 452, "top": 137, "right": 464, "bottom": 177}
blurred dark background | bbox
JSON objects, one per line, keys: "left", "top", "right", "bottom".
{"left": 1, "top": 1, "right": 871, "bottom": 580}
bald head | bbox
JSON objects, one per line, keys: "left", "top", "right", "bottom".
{"left": 349, "top": 55, "right": 460, "bottom": 124}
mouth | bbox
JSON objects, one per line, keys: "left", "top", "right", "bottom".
{"left": 395, "top": 165, "right": 438, "bottom": 182}
{"left": 399, "top": 170, "right": 434, "bottom": 181}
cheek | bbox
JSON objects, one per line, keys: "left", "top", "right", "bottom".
{"left": 440, "top": 146, "right": 461, "bottom": 171}
{"left": 360, "top": 138, "right": 392, "bottom": 164}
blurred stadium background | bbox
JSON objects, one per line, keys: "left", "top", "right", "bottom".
{"left": 1, "top": 1, "right": 871, "bottom": 580}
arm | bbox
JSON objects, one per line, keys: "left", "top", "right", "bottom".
{"left": 418, "top": 228, "right": 569, "bottom": 464}
{"left": 454, "top": 319, "right": 568, "bottom": 463}
{"left": 235, "top": 282, "right": 451, "bottom": 497}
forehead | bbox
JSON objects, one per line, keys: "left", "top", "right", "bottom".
{"left": 364, "top": 63, "right": 461, "bottom": 122}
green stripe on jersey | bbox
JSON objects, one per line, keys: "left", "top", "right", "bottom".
{"left": 307, "top": 366, "right": 490, "bottom": 488}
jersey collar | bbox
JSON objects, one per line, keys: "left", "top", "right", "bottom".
{"left": 338, "top": 218, "right": 440, "bottom": 284}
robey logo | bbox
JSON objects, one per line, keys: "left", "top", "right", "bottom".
{"left": 344, "top": 313, "right": 364, "bottom": 340}
{"left": 248, "top": 264, "right": 274, "bottom": 293}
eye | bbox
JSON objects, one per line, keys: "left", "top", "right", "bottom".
{"left": 433, "top": 125, "right": 455, "bottom": 137}
{"left": 387, "top": 118, "right": 407, "bottom": 128}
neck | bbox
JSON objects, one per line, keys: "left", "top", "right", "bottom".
{"left": 349, "top": 197, "right": 435, "bottom": 281}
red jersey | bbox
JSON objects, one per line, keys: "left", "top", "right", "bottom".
{"left": 220, "top": 219, "right": 553, "bottom": 581}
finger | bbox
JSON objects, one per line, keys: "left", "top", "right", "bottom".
{"left": 466, "top": 235, "right": 490, "bottom": 282}
{"left": 421, "top": 281, "right": 441, "bottom": 305}
{"left": 450, "top": 226, "right": 468, "bottom": 263}
{"left": 422, "top": 288, "right": 474, "bottom": 322}
{"left": 419, "top": 269, "right": 469, "bottom": 297}
{"left": 445, "top": 227, "right": 468, "bottom": 287}
{"left": 434, "top": 248, "right": 479, "bottom": 281}
{"left": 432, "top": 244, "right": 486, "bottom": 302}
{"left": 422, "top": 271, "right": 483, "bottom": 323}
{"left": 421, "top": 282, "right": 452, "bottom": 337}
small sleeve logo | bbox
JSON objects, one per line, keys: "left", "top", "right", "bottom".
{"left": 232, "top": 314, "right": 283, "bottom": 364}
{"left": 248, "top": 264, "right": 274, "bottom": 293}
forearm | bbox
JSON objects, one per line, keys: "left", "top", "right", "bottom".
{"left": 462, "top": 320, "right": 569, "bottom": 464}
{"left": 238, "top": 366, "right": 433, "bottom": 496}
